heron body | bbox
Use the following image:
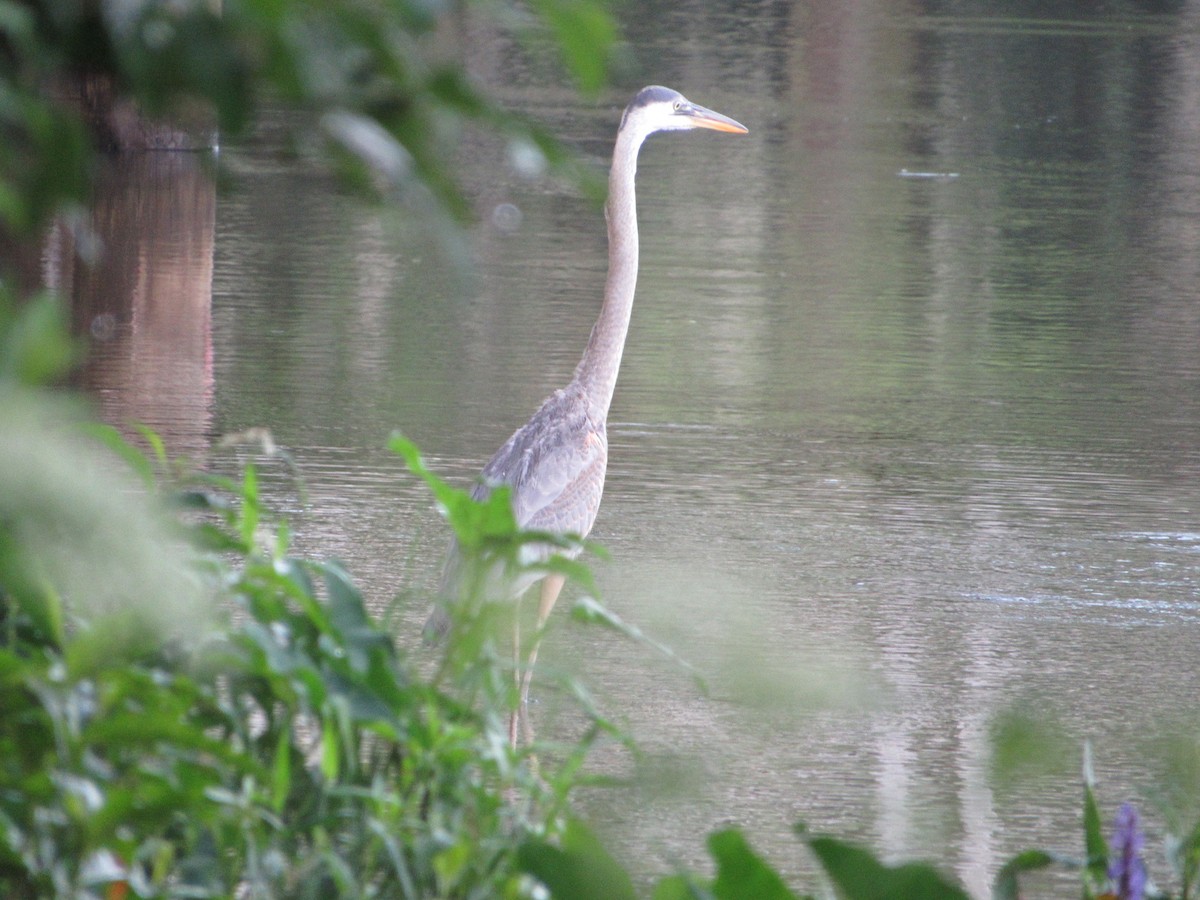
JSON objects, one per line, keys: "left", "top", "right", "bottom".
{"left": 481, "top": 380, "right": 606, "bottom": 546}
{"left": 425, "top": 86, "right": 747, "bottom": 740}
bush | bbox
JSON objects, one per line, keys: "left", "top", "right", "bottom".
{"left": 0, "top": 328, "right": 603, "bottom": 896}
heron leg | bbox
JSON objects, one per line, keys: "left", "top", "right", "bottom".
{"left": 509, "top": 611, "right": 522, "bottom": 747}
{"left": 508, "top": 574, "right": 567, "bottom": 748}
{"left": 518, "top": 573, "right": 566, "bottom": 712}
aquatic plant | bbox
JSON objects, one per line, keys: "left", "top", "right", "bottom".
{"left": 1109, "top": 803, "right": 1149, "bottom": 900}
{"left": 992, "top": 742, "right": 1200, "bottom": 900}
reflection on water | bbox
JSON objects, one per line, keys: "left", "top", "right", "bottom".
{"left": 60, "top": 152, "right": 216, "bottom": 461}
{"left": 64, "top": 2, "right": 1200, "bottom": 896}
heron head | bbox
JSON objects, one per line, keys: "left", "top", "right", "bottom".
{"left": 620, "top": 86, "right": 748, "bottom": 141}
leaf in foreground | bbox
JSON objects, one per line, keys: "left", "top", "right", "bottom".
{"left": 517, "top": 819, "right": 637, "bottom": 900}
{"left": 802, "top": 827, "right": 970, "bottom": 900}
{"left": 992, "top": 849, "right": 1065, "bottom": 900}
{"left": 708, "top": 829, "right": 798, "bottom": 900}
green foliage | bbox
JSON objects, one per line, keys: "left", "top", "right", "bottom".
{"left": 527, "top": 0, "right": 618, "bottom": 95}
{"left": 992, "top": 850, "right": 1061, "bottom": 900}
{"left": 1082, "top": 754, "right": 1111, "bottom": 897}
{"left": 993, "top": 743, "right": 1200, "bottom": 900}
{"left": 987, "top": 704, "right": 1075, "bottom": 787}
{"left": 391, "top": 432, "right": 602, "bottom": 706}
{"left": 0, "top": 293, "right": 605, "bottom": 896}
{"left": 0, "top": 288, "right": 76, "bottom": 385}
{"left": 1169, "top": 821, "right": 1200, "bottom": 898}
{"left": 0, "top": 0, "right": 92, "bottom": 234}
{"left": 0, "top": 415, "right": 577, "bottom": 897}
{"left": 799, "top": 825, "right": 970, "bottom": 900}
{"left": 518, "top": 819, "right": 639, "bottom": 900}
{"left": 708, "top": 829, "right": 801, "bottom": 900}
{"left": 0, "top": 0, "right": 616, "bottom": 238}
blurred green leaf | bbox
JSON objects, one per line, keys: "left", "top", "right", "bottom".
{"left": 187, "top": 520, "right": 248, "bottom": 553}
{"left": 802, "top": 827, "right": 970, "bottom": 900}
{"left": 1147, "top": 731, "right": 1200, "bottom": 830}
{"left": 133, "top": 424, "right": 169, "bottom": 473}
{"left": 0, "top": 89, "right": 90, "bottom": 234}
{"left": 653, "top": 874, "right": 717, "bottom": 900}
{"left": 0, "top": 529, "right": 66, "bottom": 648}
{"left": 0, "top": 291, "right": 75, "bottom": 385}
{"left": 0, "top": 1, "right": 36, "bottom": 48}
{"left": 117, "top": 4, "right": 252, "bottom": 133}
{"left": 1082, "top": 745, "right": 1108, "bottom": 892}
{"left": 571, "top": 594, "right": 708, "bottom": 694}
{"left": 1166, "top": 818, "right": 1200, "bottom": 895}
{"left": 434, "top": 840, "right": 472, "bottom": 894}
{"left": 708, "top": 829, "right": 797, "bottom": 900}
{"left": 271, "top": 725, "right": 291, "bottom": 815}
{"left": 239, "top": 464, "right": 260, "bottom": 549}
{"left": 518, "top": 819, "right": 638, "bottom": 900}
{"left": 322, "top": 560, "right": 384, "bottom": 659}
{"left": 320, "top": 720, "right": 339, "bottom": 781}
{"left": 81, "top": 423, "right": 157, "bottom": 490}
{"left": 390, "top": 432, "right": 521, "bottom": 549}
{"left": 988, "top": 705, "right": 1074, "bottom": 786}
{"left": 992, "top": 849, "right": 1067, "bottom": 900}
{"left": 528, "top": 0, "right": 615, "bottom": 95}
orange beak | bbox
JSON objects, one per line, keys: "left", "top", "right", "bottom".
{"left": 684, "top": 102, "right": 749, "bottom": 134}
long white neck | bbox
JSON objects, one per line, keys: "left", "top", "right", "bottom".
{"left": 572, "top": 125, "right": 645, "bottom": 418}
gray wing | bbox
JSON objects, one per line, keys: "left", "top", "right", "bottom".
{"left": 477, "top": 384, "right": 608, "bottom": 539}
{"left": 423, "top": 385, "right": 608, "bottom": 641}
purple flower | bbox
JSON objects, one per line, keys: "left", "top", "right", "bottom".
{"left": 1108, "top": 802, "right": 1147, "bottom": 900}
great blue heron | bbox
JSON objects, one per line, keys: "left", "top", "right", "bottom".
{"left": 425, "top": 86, "right": 747, "bottom": 743}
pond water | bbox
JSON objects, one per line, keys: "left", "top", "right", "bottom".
{"left": 69, "top": 1, "right": 1200, "bottom": 895}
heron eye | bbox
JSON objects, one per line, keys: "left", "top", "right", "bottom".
{"left": 673, "top": 100, "right": 682, "bottom": 111}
